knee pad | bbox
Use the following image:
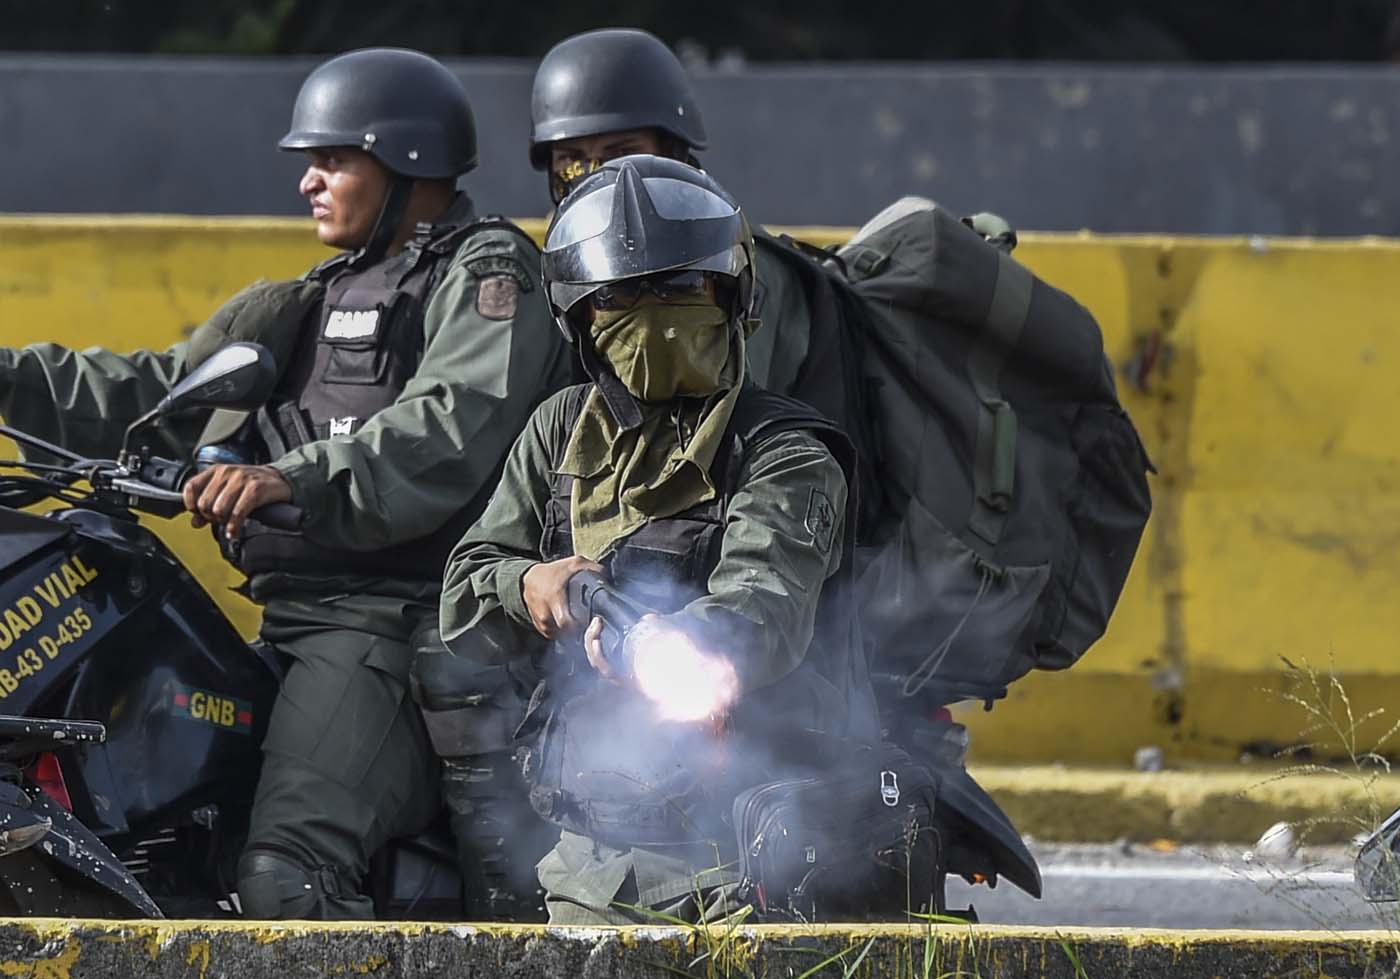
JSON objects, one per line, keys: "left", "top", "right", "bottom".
{"left": 236, "top": 850, "right": 323, "bottom": 920}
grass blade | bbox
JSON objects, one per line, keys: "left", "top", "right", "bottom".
{"left": 642, "top": 959, "right": 703, "bottom": 979}
{"left": 840, "top": 937, "right": 877, "bottom": 979}
{"left": 610, "top": 901, "right": 696, "bottom": 929}
{"left": 1056, "top": 932, "right": 1090, "bottom": 979}
{"left": 795, "top": 944, "right": 855, "bottom": 979}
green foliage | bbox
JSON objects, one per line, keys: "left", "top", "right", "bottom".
{"left": 1240, "top": 655, "right": 1400, "bottom": 933}
{"left": 1262, "top": 654, "right": 1400, "bottom": 843}
{"left": 157, "top": 0, "right": 300, "bottom": 54}
{"left": 0, "top": 0, "right": 1395, "bottom": 61}
{"left": 617, "top": 879, "right": 1095, "bottom": 979}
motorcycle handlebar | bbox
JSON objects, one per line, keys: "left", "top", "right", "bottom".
{"left": 109, "top": 478, "right": 184, "bottom": 506}
{"left": 137, "top": 455, "right": 188, "bottom": 492}
{"left": 249, "top": 502, "right": 304, "bottom": 532}
{"left": 106, "top": 470, "right": 304, "bottom": 532}
{"left": 0, "top": 425, "right": 307, "bottom": 533}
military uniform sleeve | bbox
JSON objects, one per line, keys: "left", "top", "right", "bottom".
{"left": 0, "top": 342, "right": 190, "bottom": 460}
{"left": 668, "top": 429, "right": 847, "bottom": 695}
{"left": 270, "top": 228, "right": 572, "bottom": 550}
{"left": 439, "top": 388, "right": 579, "bottom": 664}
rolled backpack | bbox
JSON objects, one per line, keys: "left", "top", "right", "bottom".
{"left": 756, "top": 197, "right": 1153, "bottom": 709}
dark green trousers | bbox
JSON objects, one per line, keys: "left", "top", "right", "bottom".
{"left": 243, "top": 592, "right": 441, "bottom": 919}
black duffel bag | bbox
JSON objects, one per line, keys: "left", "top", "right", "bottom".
{"left": 732, "top": 740, "right": 941, "bottom": 921}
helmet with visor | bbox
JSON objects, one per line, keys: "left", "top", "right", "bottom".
{"left": 542, "top": 155, "right": 755, "bottom": 343}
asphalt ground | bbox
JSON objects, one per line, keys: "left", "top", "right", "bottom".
{"left": 947, "top": 841, "right": 1398, "bottom": 931}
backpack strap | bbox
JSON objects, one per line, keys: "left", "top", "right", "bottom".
{"left": 302, "top": 252, "right": 351, "bottom": 285}
{"left": 751, "top": 231, "right": 882, "bottom": 534}
{"left": 548, "top": 384, "right": 594, "bottom": 471}
{"left": 966, "top": 251, "right": 1034, "bottom": 548}
{"left": 421, "top": 213, "right": 540, "bottom": 258}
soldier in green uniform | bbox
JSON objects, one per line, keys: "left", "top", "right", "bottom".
{"left": 439, "top": 156, "right": 875, "bottom": 924}
{"left": 404, "top": 29, "right": 863, "bottom": 921}
{"left": 0, "top": 48, "right": 570, "bottom": 918}
{"left": 527, "top": 28, "right": 845, "bottom": 422}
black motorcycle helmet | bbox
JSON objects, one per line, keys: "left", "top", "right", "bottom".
{"left": 281, "top": 47, "right": 478, "bottom": 179}
{"left": 543, "top": 154, "right": 753, "bottom": 342}
{"left": 280, "top": 48, "right": 478, "bottom": 264}
{"left": 529, "top": 29, "right": 706, "bottom": 179}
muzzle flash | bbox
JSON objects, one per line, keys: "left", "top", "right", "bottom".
{"left": 626, "top": 620, "right": 738, "bottom": 723}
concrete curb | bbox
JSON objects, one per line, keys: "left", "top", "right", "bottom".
{"left": 972, "top": 766, "right": 1400, "bottom": 844}
{"left": 0, "top": 918, "right": 1394, "bottom": 978}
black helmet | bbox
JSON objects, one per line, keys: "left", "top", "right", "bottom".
{"left": 280, "top": 48, "right": 477, "bottom": 179}
{"left": 542, "top": 155, "right": 753, "bottom": 344}
{"left": 529, "top": 29, "right": 707, "bottom": 170}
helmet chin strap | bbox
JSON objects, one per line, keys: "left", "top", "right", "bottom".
{"left": 349, "top": 175, "right": 414, "bottom": 269}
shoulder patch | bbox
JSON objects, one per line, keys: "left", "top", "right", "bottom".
{"left": 476, "top": 275, "right": 521, "bottom": 320}
{"left": 463, "top": 254, "right": 535, "bottom": 292}
{"left": 805, "top": 487, "right": 837, "bottom": 554}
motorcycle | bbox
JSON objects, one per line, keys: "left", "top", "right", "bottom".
{"left": 0, "top": 339, "right": 1038, "bottom": 921}
{"left": 0, "top": 343, "right": 461, "bottom": 917}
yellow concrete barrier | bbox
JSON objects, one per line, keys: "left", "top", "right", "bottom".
{"left": 2, "top": 216, "right": 1397, "bottom": 765}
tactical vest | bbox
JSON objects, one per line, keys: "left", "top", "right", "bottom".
{"left": 233, "top": 217, "right": 533, "bottom": 582}
{"left": 540, "top": 384, "right": 853, "bottom": 611}
{"left": 522, "top": 383, "right": 876, "bottom": 849}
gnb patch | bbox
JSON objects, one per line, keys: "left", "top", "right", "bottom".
{"left": 476, "top": 275, "right": 521, "bottom": 320}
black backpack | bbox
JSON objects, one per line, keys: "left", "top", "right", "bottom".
{"left": 756, "top": 197, "right": 1153, "bottom": 707}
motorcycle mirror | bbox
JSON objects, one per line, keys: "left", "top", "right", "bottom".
{"left": 119, "top": 342, "right": 277, "bottom": 460}
{"left": 157, "top": 342, "right": 277, "bottom": 416}
{"left": 1355, "top": 807, "right": 1400, "bottom": 902}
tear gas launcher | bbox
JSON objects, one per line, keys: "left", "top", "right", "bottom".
{"left": 565, "top": 570, "right": 739, "bottom": 722}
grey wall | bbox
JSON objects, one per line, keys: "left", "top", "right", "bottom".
{"left": 2, "top": 55, "right": 1397, "bottom": 235}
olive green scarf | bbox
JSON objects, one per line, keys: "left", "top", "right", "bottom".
{"left": 560, "top": 295, "right": 745, "bottom": 561}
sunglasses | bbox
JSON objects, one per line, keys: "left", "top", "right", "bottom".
{"left": 589, "top": 270, "right": 711, "bottom": 311}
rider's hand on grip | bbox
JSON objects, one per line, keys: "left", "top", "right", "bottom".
{"left": 182, "top": 463, "right": 292, "bottom": 538}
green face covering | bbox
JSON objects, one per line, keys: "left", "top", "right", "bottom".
{"left": 590, "top": 294, "right": 731, "bottom": 403}
{"left": 560, "top": 297, "right": 747, "bottom": 561}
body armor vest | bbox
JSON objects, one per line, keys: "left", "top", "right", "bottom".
{"left": 233, "top": 216, "right": 532, "bottom": 582}
{"left": 522, "top": 383, "right": 869, "bottom": 849}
